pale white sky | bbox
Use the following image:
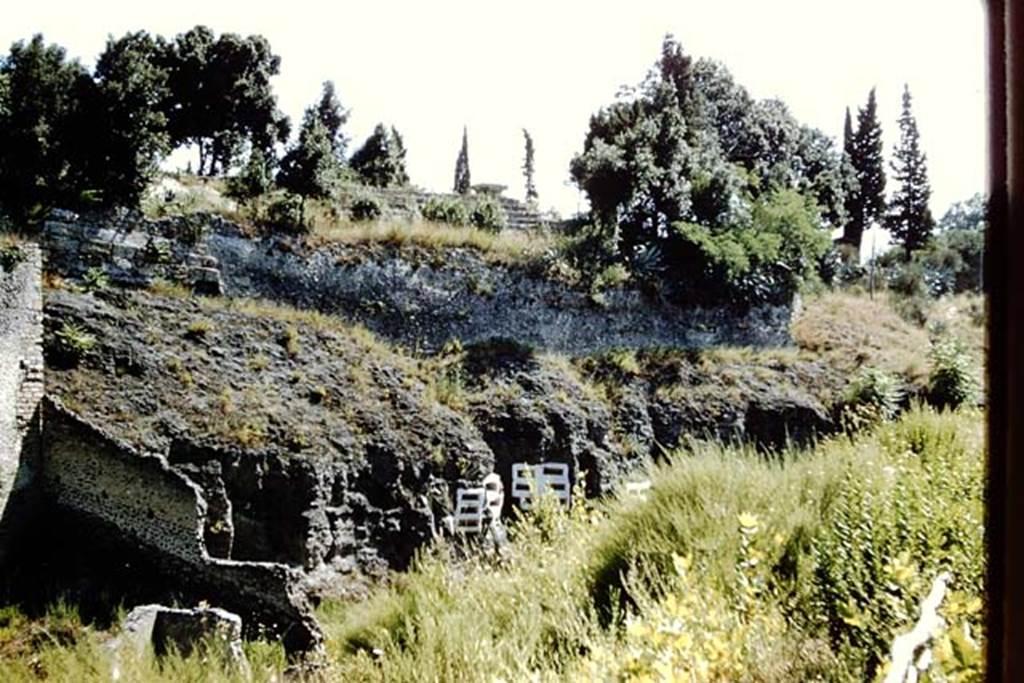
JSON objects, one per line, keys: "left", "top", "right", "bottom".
{"left": 2, "top": 0, "right": 987, "bottom": 236}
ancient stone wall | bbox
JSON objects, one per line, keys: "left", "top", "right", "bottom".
{"left": 42, "top": 213, "right": 796, "bottom": 354}
{"left": 41, "top": 400, "right": 322, "bottom": 652}
{"left": 0, "top": 244, "right": 43, "bottom": 566}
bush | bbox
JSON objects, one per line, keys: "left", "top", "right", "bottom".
{"left": 227, "top": 147, "right": 275, "bottom": 200}
{"left": 468, "top": 196, "right": 507, "bottom": 232}
{"left": 421, "top": 196, "right": 469, "bottom": 226}
{"left": 0, "top": 242, "right": 25, "bottom": 273}
{"left": 265, "top": 193, "right": 308, "bottom": 234}
{"left": 840, "top": 367, "right": 904, "bottom": 430}
{"left": 349, "top": 195, "right": 384, "bottom": 222}
{"left": 664, "top": 189, "right": 831, "bottom": 304}
{"left": 174, "top": 214, "right": 207, "bottom": 246}
{"left": 53, "top": 322, "right": 96, "bottom": 366}
{"left": 81, "top": 267, "right": 109, "bottom": 292}
{"left": 927, "top": 336, "right": 980, "bottom": 408}
{"left": 810, "top": 410, "right": 984, "bottom": 677}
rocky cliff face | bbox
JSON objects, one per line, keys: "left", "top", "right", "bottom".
{"left": 42, "top": 211, "right": 797, "bottom": 354}
{"left": 14, "top": 208, "right": 885, "bottom": 657}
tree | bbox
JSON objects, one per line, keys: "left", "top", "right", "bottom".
{"left": 842, "top": 88, "right": 886, "bottom": 255}
{"left": 277, "top": 108, "right": 340, "bottom": 218}
{"left": 314, "top": 80, "right": 348, "bottom": 159}
{"left": 349, "top": 123, "right": 407, "bottom": 187}
{"left": 570, "top": 35, "right": 832, "bottom": 303}
{"left": 163, "top": 26, "right": 289, "bottom": 175}
{"left": 0, "top": 34, "right": 90, "bottom": 218}
{"left": 79, "top": 31, "right": 171, "bottom": 207}
{"left": 938, "top": 193, "right": 987, "bottom": 232}
{"left": 522, "top": 128, "right": 538, "bottom": 203}
{"left": 453, "top": 126, "right": 471, "bottom": 194}
{"left": 389, "top": 126, "right": 409, "bottom": 186}
{"left": 885, "top": 85, "right": 934, "bottom": 259}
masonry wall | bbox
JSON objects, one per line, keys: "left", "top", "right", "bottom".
{"left": 0, "top": 245, "right": 43, "bottom": 566}
{"left": 41, "top": 400, "right": 322, "bottom": 652}
{"left": 42, "top": 212, "right": 796, "bottom": 354}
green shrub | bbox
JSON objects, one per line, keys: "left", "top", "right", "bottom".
{"left": 666, "top": 189, "right": 830, "bottom": 304}
{"left": 468, "top": 196, "right": 507, "bottom": 232}
{"left": 840, "top": 367, "right": 904, "bottom": 430}
{"left": 173, "top": 215, "right": 207, "bottom": 246}
{"left": 421, "top": 196, "right": 469, "bottom": 226}
{"left": 349, "top": 195, "right": 384, "bottom": 222}
{"left": 81, "top": 267, "right": 109, "bottom": 292}
{"left": 810, "top": 410, "right": 984, "bottom": 677}
{"left": 927, "top": 336, "right": 981, "bottom": 408}
{"left": 0, "top": 242, "right": 25, "bottom": 273}
{"left": 142, "top": 239, "right": 172, "bottom": 265}
{"left": 53, "top": 322, "right": 97, "bottom": 365}
{"left": 265, "top": 193, "right": 308, "bottom": 234}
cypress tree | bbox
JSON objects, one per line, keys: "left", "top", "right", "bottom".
{"left": 842, "top": 88, "right": 886, "bottom": 256}
{"left": 885, "top": 84, "right": 934, "bottom": 259}
{"left": 522, "top": 128, "right": 537, "bottom": 203}
{"left": 453, "top": 126, "right": 470, "bottom": 194}
{"left": 350, "top": 122, "right": 409, "bottom": 188}
{"left": 389, "top": 126, "right": 409, "bottom": 186}
{"left": 314, "top": 80, "right": 348, "bottom": 160}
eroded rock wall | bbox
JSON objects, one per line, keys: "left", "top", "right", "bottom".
{"left": 0, "top": 245, "right": 43, "bottom": 566}
{"left": 42, "top": 212, "right": 795, "bottom": 354}
{"left": 41, "top": 400, "right": 322, "bottom": 652}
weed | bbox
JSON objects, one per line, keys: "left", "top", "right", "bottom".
{"left": 280, "top": 326, "right": 301, "bottom": 358}
{"left": 185, "top": 318, "right": 215, "bottom": 341}
{"left": 53, "top": 322, "right": 97, "bottom": 365}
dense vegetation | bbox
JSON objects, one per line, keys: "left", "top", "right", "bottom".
{"left": 0, "top": 407, "right": 984, "bottom": 681}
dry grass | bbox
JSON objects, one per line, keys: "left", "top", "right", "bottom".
{"left": 309, "top": 217, "right": 560, "bottom": 266}
{"left": 792, "top": 291, "right": 933, "bottom": 384}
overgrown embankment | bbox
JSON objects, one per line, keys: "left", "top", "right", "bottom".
{"left": 0, "top": 407, "right": 985, "bottom": 682}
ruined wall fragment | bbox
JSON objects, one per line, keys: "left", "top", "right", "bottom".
{"left": 0, "top": 244, "right": 43, "bottom": 566}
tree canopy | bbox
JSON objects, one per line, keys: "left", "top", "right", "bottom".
{"left": 163, "top": 26, "right": 290, "bottom": 175}
{"left": 349, "top": 123, "right": 408, "bottom": 188}
{"left": 569, "top": 35, "right": 835, "bottom": 303}
{"left": 0, "top": 35, "right": 90, "bottom": 217}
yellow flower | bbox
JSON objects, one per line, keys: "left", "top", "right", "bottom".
{"left": 672, "top": 552, "right": 692, "bottom": 577}
{"left": 737, "top": 512, "right": 760, "bottom": 533}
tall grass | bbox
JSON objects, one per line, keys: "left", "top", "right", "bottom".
{"left": 0, "top": 408, "right": 984, "bottom": 681}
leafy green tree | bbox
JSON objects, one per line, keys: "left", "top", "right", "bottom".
{"left": 522, "top": 128, "right": 538, "bottom": 203}
{"left": 842, "top": 88, "right": 886, "bottom": 255}
{"left": 570, "top": 35, "right": 834, "bottom": 302}
{"left": 454, "top": 126, "right": 471, "bottom": 194}
{"left": 277, "top": 108, "right": 340, "bottom": 218}
{"left": 163, "top": 26, "right": 289, "bottom": 175}
{"left": 938, "top": 193, "right": 987, "bottom": 232}
{"left": 349, "top": 123, "right": 408, "bottom": 187}
{"left": 885, "top": 85, "right": 934, "bottom": 259}
{"left": 0, "top": 34, "right": 90, "bottom": 218}
{"left": 80, "top": 31, "right": 171, "bottom": 207}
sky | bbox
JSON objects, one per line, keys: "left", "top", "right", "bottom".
{"left": 2, "top": 0, "right": 988, "bottom": 248}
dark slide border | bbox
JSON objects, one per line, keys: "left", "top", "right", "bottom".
{"left": 986, "top": 0, "right": 1022, "bottom": 679}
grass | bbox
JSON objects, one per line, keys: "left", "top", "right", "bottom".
{"left": 310, "top": 216, "right": 561, "bottom": 267}
{"left": 792, "top": 290, "right": 933, "bottom": 385}
{"left": 0, "top": 407, "right": 984, "bottom": 681}
{"left": 315, "top": 406, "right": 984, "bottom": 682}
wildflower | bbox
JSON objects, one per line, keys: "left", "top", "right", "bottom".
{"left": 737, "top": 512, "right": 760, "bottom": 534}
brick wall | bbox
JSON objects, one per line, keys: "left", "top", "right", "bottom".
{"left": 0, "top": 244, "right": 43, "bottom": 566}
